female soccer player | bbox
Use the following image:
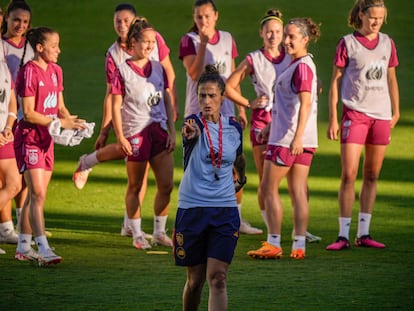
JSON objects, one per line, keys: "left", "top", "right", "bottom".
{"left": 111, "top": 18, "right": 175, "bottom": 250}
{"left": 14, "top": 27, "right": 85, "bottom": 266}
{"left": 0, "top": 39, "right": 21, "bottom": 254}
{"left": 179, "top": 0, "right": 258, "bottom": 234}
{"left": 72, "top": 3, "right": 177, "bottom": 241}
{"left": 326, "top": 0, "right": 399, "bottom": 250}
{"left": 173, "top": 65, "right": 246, "bottom": 310}
{"left": 0, "top": 0, "right": 33, "bottom": 243}
{"left": 247, "top": 17, "right": 321, "bottom": 260}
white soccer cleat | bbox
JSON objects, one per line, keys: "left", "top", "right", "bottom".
{"left": 38, "top": 249, "right": 62, "bottom": 266}
{"left": 239, "top": 220, "right": 263, "bottom": 235}
{"left": 72, "top": 155, "right": 92, "bottom": 190}
{"left": 151, "top": 232, "right": 173, "bottom": 247}
{"left": 133, "top": 235, "right": 152, "bottom": 250}
{"left": 15, "top": 248, "right": 39, "bottom": 261}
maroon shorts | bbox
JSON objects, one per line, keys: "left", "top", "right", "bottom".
{"left": 0, "top": 141, "right": 16, "bottom": 159}
{"left": 127, "top": 122, "right": 168, "bottom": 162}
{"left": 14, "top": 137, "right": 54, "bottom": 172}
{"left": 250, "top": 126, "right": 268, "bottom": 147}
{"left": 264, "top": 145, "right": 315, "bottom": 167}
{"left": 341, "top": 106, "right": 391, "bottom": 145}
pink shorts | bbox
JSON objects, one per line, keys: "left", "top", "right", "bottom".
{"left": 250, "top": 127, "right": 268, "bottom": 147}
{"left": 15, "top": 141, "right": 54, "bottom": 172}
{"left": 127, "top": 122, "right": 168, "bottom": 162}
{"left": 341, "top": 106, "right": 391, "bottom": 145}
{"left": 0, "top": 141, "right": 16, "bottom": 160}
{"left": 264, "top": 145, "right": 315, "bottom": 167}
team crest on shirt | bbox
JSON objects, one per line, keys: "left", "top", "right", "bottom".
{"left": 28, "top": 149, "right": 39, "bottom": 165}
{"left": 51, "top": 73, "right": 58, "bottom": 86}
{"left": 147, "top": 91, "right": 162, "bottom": 107}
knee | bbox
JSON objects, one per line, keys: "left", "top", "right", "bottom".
{"left": 208, "top": 271, "right": 227, "bottom": 291}
{"left": 363, "top": 170, "right": 379, "bottom": 184}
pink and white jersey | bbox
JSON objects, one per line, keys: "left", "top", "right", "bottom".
{"left": 248, "top": 49, "right": 290, "bottom": 129}
{"left": 2, "top": 37, "right": 34, "bottom": 82}
{"left": 112, "top": 60, "right": 167, "bottom": 138}
{"left": 16, "top": 61, "right": 63, "bottom": 139}
{"left": 269, "top": 54, "right": 318, "bottom": 148}
{"left": 338, "top": 32, "right": 395, "bottom": 120}
{"left": 179, "top": 30, "right": 238, "bottom": 117}
{"left": 0, "top": 41, "right": 13, "bottom": 130}
{"left": 106, "top": 32, "right": 170, "bottom": 84}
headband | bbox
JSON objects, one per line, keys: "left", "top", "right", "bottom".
{"left": 260, "top": 16, "right": 283, "bottom": 27}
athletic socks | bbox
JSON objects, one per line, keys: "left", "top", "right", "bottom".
{"left": 35, "top": 235, "right": 51, "bottom": 254}
{"left": 338, "top": 217, "right": 352, "bottom": 240}
{"left": 292, "top": 235, "right": 306, "bottom": 250}
{"left": 267, "top": 234, "right": 281, "bottom": 248}
{"left": 0, "top": 220, "right": 15, "bottom": 237}
{"left": 17, "top": 233, "right": 33, "bottom": 253}
{"left": 129, "top": 218, "right": 143, "bottom": 239}
{"left": 153, "top": 215, "right": 168, "bottom": 235}
{"left": 81, "top": 151, "right": 99, "bottom": 170}
{"left": 357, "top": 212, "right": 372, "bottom": 238}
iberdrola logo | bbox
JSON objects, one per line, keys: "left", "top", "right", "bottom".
{"left": 43, "top": 92, "right": 58, "bottom": 112}
{"left": 365, "top": 61, "right": 385, "bottom": 80}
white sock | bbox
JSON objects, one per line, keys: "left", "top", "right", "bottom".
{"left": 35, "top": 235, "right": 50, "bottom": 254}
{"left": 154, "top": 215, "right": 168, "bottom": 234}
{"left": 292, "top": 235, "right": 306, "bottom": 250}
{"left": 267, "top": 234, "right": 281, "bottom": 248}
{"left": 17, "top": 233, "right": 32, "bottom": 253}
{"left": 237, "top": 203, "right": 243, "bottom": 220}
{"left": 82, "top": 151, "right": 99, "bottom": 170}
{"left": 357, "top": 212, "right": 372, "bottom": 238}
{"left": 338, "top": 217, "right": 352, "bottom": 240}
{"left": 0, "top": 220, "right": 15, "bottom": 237}
{"left": 260, "top": 210, "right": 268, "bottom": 228}
{"left": 129, "top": 218, "right": 142, "bottom": 239}
{"left": 123, "top": 210, "right": 129, "bottom": 228}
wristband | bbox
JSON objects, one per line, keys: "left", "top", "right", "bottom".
{"left": 4, "top": 126, "right": 12, "bottom": 130}
{"left": 237, "top": 176, "right": 247, "bottom": 185}
{"left": 8, "top": 112, "right": 17, "bottom": 119}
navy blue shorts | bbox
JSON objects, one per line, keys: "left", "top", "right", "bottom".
{"left": 173, "top": 207, "right": 240, "bottom": 266}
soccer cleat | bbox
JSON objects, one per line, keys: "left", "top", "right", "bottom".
{"left": 0, "top": 230, "right": 19, "bottom": 244}
{"left": 354, "top": 235, "right": 385, "bottom": 248}
{"left": 38, "top": 249, "right": 62, "bottom": 266}
{"left": 239, "top": 221, "right": 263, "bottom": 235}
{"left": 326, "top": 236, "right": 350, "bottom": 251}
{"left": 72, "top": 155, "right": 92, "bottom": 190}
{"left": 133, "top": 236, "right": 151, "bottom": 250}
{"left": 151, "top": 232, "right": 173, "bottom": 247}
{"left": 247, "top": 241, "right": 283, "bottom": 259}
{"left": 306, "top": 231, "right": 322, "bottom": 243}
{"left": 290, "top": 248, "right": 306, "bottom": 260}
{"left": 15, "top": 248, "right": 39, "bottom": 261}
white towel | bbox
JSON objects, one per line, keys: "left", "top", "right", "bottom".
{"left": 48, "top": 119, "right": 95, "bottom": 146}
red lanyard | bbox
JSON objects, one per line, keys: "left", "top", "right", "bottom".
{"left": 201, "top": 116, "right": 222, "bottom": 179}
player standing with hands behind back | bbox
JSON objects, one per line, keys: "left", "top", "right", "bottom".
{"left": 326, "top": 0, "right": 399, "bottom": 251}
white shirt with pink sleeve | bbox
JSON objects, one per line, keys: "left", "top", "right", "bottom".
{"left": 269, "top": 54, "right": 318, "bottom": 148}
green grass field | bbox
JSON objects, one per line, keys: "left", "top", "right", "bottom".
{"left": 1, "top": 0, "right": 413, "bottom": 310}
